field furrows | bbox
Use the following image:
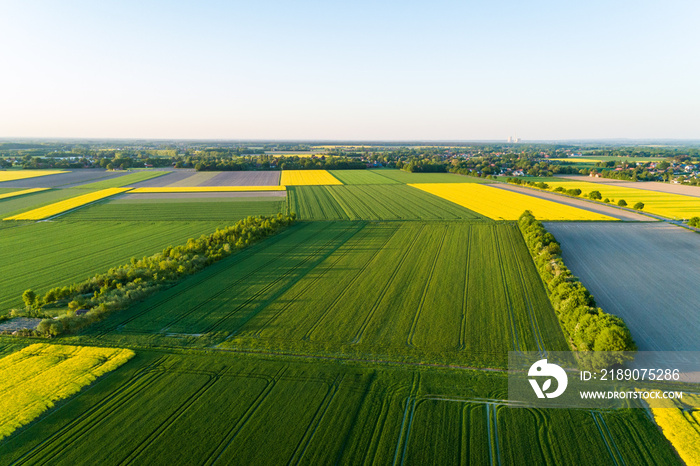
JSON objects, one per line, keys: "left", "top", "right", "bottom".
{"left": 590, "top": 412, "right": 625, "bottom": 466}
{"left": 300, "top": 225, "right": 402, "bottom": 340}
{"left": 350, "top": 225, "right": 427, "bottom": 344}
{"left": 11, "top": 355, "right": 170, "bottom": 465}
{"left": 95, "top": 222, "right": 324, "bottom": 335}
{"left": 0, "top": 221, "right": 226, "bottom": 310}
{"left": 492, "top": 228, "right": 521, "bottom": 352}
{"left": 119, "top": 373, "right": 221, "bottom": 465}
{"left": 501, "top": 228, "right": 546, "bottom": 353}
{"left": 406, "top": 224, "right": 449, "bottom": 347}
{"left": 87, "top": 223, "right": 317, "bottom": 336}
{"left": 249, "top": 225, "right": 380, "bottom": 338}
{"left": 202, "top": 367, "right": 287, "bottom": 466}
{"left": 459, "top": 226, "right": 473, "bottom": 350}
{"left": 289, "top": 185, "right": 483, "bottom": 221}
{"left": 199, "top": 223, "right": 364, "bottom": 334}
{"left": 285, "top": 374, "right": 345, "bottom": 465}
{"left": 1, "top": 352, "right": 682, "bottom": 465}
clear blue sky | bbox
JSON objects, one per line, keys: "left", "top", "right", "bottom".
{"left": 1, "top": 0, "right": 698, "bottom": 140}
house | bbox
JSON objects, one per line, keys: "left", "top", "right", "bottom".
{"left": 75, "top": 309, "right": 89, "bottom": 316}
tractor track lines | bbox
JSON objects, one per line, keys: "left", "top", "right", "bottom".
{"left": 205, "top": 367, "right": 289, "bottom": 466}
{"left": 89, "top": 222, "right": 316, "bottom": 337}
{"left": 251, "top": 225, "right": 373, "bottom": 338}
{"left": 459, "top": 225, "right": 473, "bottom": 350}
{"left": 12, "top": 356, "right": 169, "bottom": 466}
{"left": 201, "top": 223, "right": 362, "bottom": 334}
{"left": 302, "top": 224, "right": 402, "bottom": 341}
{"left": 406, "top": 223, "right": 449, "bottom": 347}
{"left": 492, "top": 226, "right": 521, "bottom": 352}
{"left": 351, "top": 224, "right": 427, "bottom": 344}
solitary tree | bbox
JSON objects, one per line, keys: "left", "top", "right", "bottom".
{"left": 617, "top": 199, "right": 627, "bottom": 207}
{"left": 22, "top": 289, "right": 36, "bottom": 310}
{"left": 633, "top": 202, "right": 645, "bottom": 210}
{"left": 589, "top": 190, "right": 602, "bottom": 200}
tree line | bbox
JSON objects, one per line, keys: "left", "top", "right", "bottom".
{"left": 18, "top": 213, "right": 296, "bottom": 337}
{"left": 518, "top": 211, "right": 636, "bottom": 353}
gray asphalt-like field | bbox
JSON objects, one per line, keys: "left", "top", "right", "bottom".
{"left": 127, "top": 170, "right": 197, "bottom": 187}
{"left": 493, "top": 183, "right": 653, "bottom": 221}
{"left": 557, "top": 175, "right": 700, "bottom": 198}
{"left": 118, "top": 191, "right": 286, "bottom": 200}
{"left": 0, "top": 169, "right": 124, "bottom": 188}
{"left": 202, "top": 171, "right": 280, "bottom": 186}
{"left": 544, "top": 222, "right": 700, "bottom": 351}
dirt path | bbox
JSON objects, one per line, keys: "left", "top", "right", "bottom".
{"left": 491, "top": 183, "right": 653, "bottom": 221}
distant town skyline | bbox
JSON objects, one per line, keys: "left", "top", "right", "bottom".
{"left": 1, "top": 0, "right": 698, "bottom": 140}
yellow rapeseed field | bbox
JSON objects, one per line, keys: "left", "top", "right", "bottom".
{"left": 545, "top": 180, "right": 700, "bottom": 219}
{"left": 0, "top": 188, "right": 49, "bottom": 200}
{"left": 0, "top": 344, "right": 134, "bottom": 440}
{"left": 3, "top": 188, "right": 130, "bottom": 220}
{"left": 409, "top": 183, "right": 616, "bottom": 221}
{"left": 647, "top": 391, "right": 700, "bottom": 466}
{"left": 130, "top": 186, "right": 286, "bottom": 193}
{"left": 0, "top": 170, "right": 66, "bottom": 182}
{"left": 279, "top": 170, "right": 342, "bottom": 186}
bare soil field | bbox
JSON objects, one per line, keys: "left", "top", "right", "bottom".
{"left": 203, "top": 171, "right": 281, "bottom": 186}
{"left": 557, "top": 175, "right": 700, "bottom": 198}
{"left": 493, "top": 183, "right": 653, "bottom": 221}
{"left": 117, "top": 191, "right": 286, "bottom": 200}
{"left": 544, "top": 222, "right": 700, "bottom": 351}
{"left": 0, "top": 317, "right": 42, "bottom": 332}
{"left": 127, "top": 170, "right": 195, "bottom": 187}
{"left": 0, "top": 170, "right": 124, "bottom": 189}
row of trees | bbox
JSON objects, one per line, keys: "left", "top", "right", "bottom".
{"left": 505, "top": 178, "right": 646, "bottom": 210}
{"left": 518, "top": 211, "right": 636, "bottom": 352}
{"left": 192, "top": 155, "right": 367, "bottom": 171}
{"left": 28, "top": 213, "right": 296, "bottom": 337}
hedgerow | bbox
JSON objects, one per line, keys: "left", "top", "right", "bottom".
{"left": 517, "top": 211, "right": 636, "bottom": 352}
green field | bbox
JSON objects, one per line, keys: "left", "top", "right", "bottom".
{"left": 76, "top": 171, "right": 167, "bottom": 189}
{"left": 288, "top": 185, "right": 484, "bottom": 220}
{"left": 0, "top": 350, "right": 679, "bottom": 465}
{"left": 0, "top": 169, "right": 682, "bottom": 463}
{"left": 368, "top": 169, "right": 491, "bottom": 184}
{"left": 83, "top": 221, "right": 566, "bottom": 366}
{"left": 64, "top": 197, "right": 286, "bottom": 221}
{"left": 328, "top": 170, "right": 400, "bottom": 185}
{"left": 0, "top": 220, "right": 227, "bottom": 311}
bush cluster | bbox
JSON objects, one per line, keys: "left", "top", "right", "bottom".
{"left": 518, "top": 211, "right": 636, "bottom": 352}
{"left": 31, "top": 214, "right": 296, "bottom": 337}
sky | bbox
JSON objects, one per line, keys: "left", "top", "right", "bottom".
{"left": 1, "top": 0, "right": 699, "bottom": 141}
